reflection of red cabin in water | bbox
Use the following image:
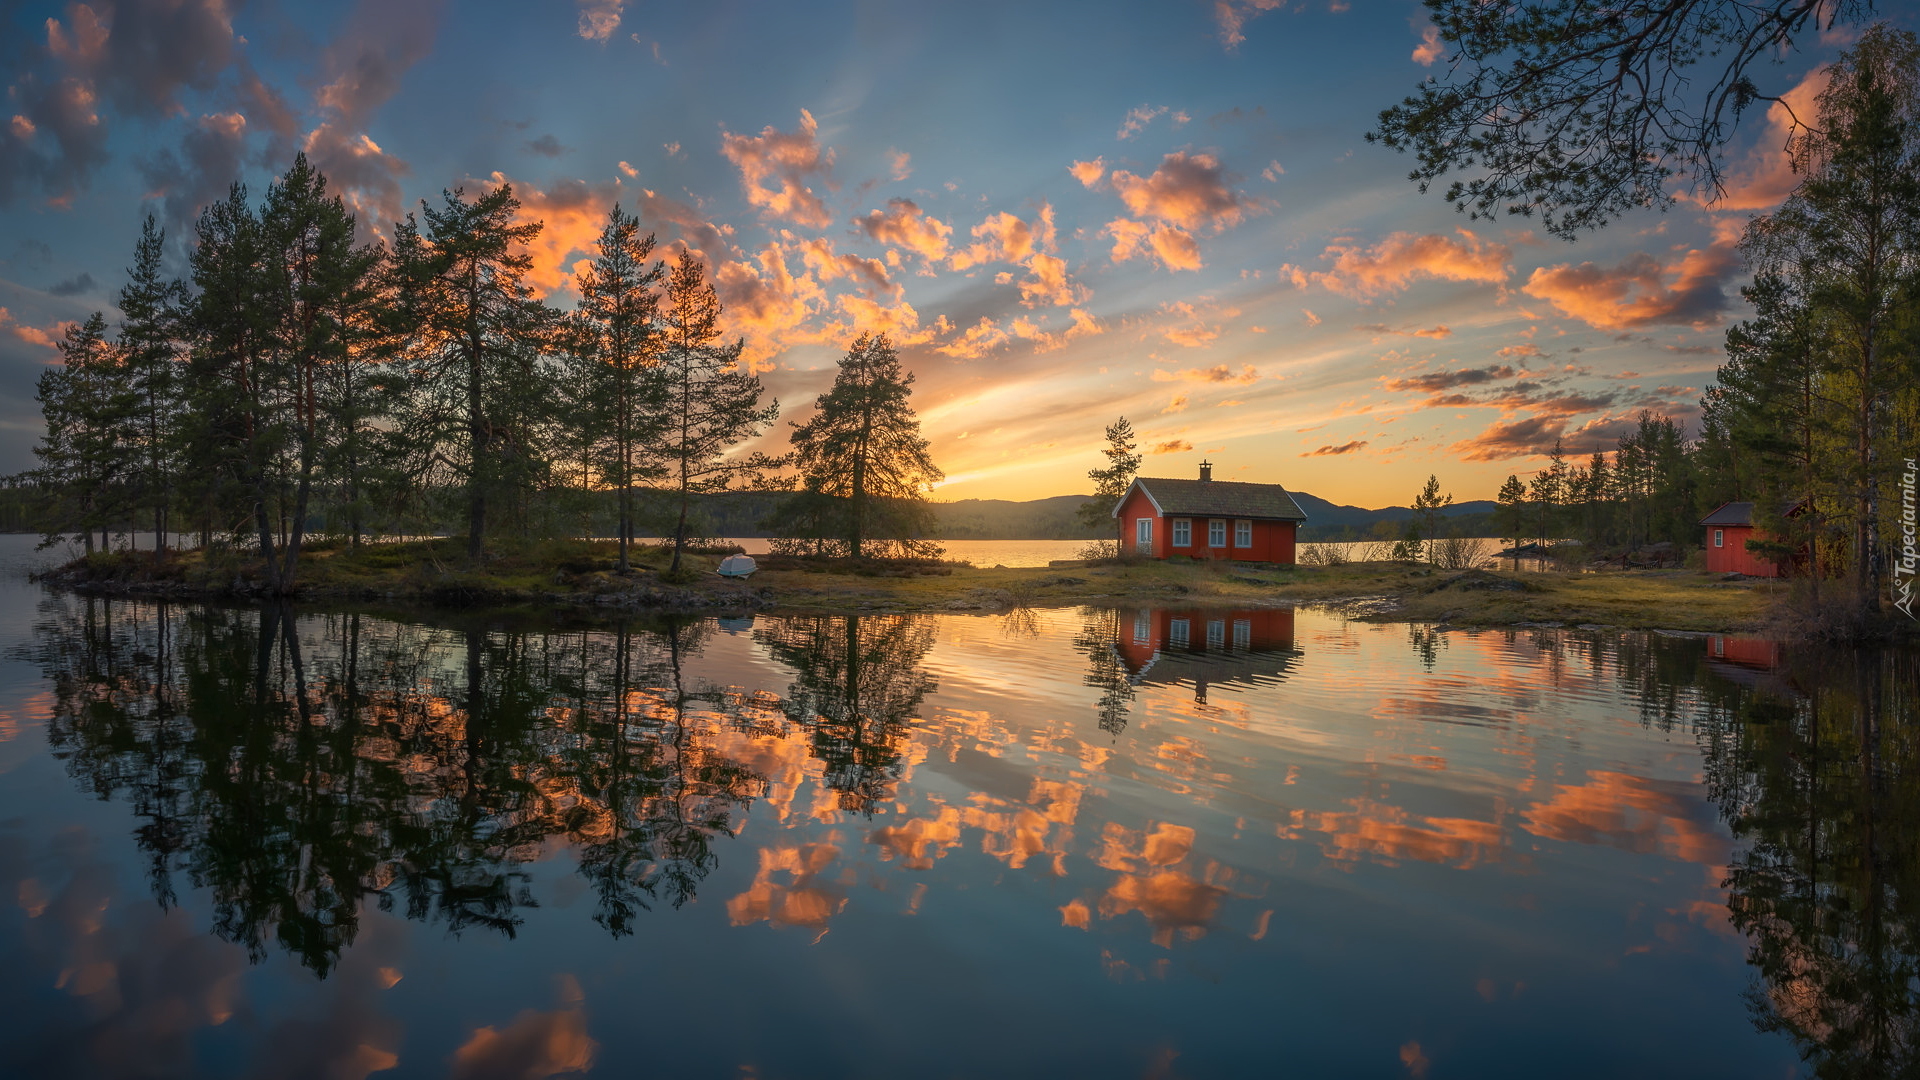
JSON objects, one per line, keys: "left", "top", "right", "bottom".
{"left": 1705, "top": 633, "right": 1785, "bottom": 691}
{"left": 1114, "top": 607, "right": 1299, "bottom": 701}
{"left": 1700, "top": 501, "right": 1794, "bottom": 577}
{"left": 1708, "top": 635, "right": 1782, "bottom": 667}
{"left": 1113, "top": 462, "right": 1306, "bottom": 564}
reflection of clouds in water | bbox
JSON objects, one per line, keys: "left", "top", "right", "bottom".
{"left": 1281, "top": 797, "right": 1509, "bottom": 871}
{"left": 1522, "top": 771, "right": 1729, "bottom": 867}
{"left": 0, "top": 830, "right": 248, "bottom": 1079}
{"left": 727, "top": 842, "right": 848, "bottom": 938}
{"left": 450, "top": 974, "right": 596, "bottom": 1080}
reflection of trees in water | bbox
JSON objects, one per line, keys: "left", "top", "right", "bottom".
{"left": 1697, "top": 647, "right": 1920, "bottom": 1079}
{"left": 753, "top": 614, "right": 937, "bottom": 814}
{"left": 1073, "top": 608, "right": 1135, "bottom": 738}
{"left": 25, "top": 597, "right": 771, "bottom": 974}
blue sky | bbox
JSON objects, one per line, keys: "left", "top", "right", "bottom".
{"left": 0, "top": 0, "right": 1892, "bottom": 504}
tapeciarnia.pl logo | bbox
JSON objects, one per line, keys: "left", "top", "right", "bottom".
{"left": 1898, "top": 458, "right": 1918, "bottom": 619}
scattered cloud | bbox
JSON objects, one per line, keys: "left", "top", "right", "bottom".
{"left": 1108, "top": 218, "right": 1203, "bottom": 273}
{"left": 525, "top": 134, "right": 567, "bottom": 157}
{"left": 1522, "top": 240, "right": 1737, "bottom": 330}
{"left": 1151, "top": 439, "right": 1194, "bottom": 454}
{"left": 1412, "top": 25, "right": 1444, "bottom": 66}
{"left": 577, "top": 0, "right": 627, "bottom": 40}
{"left": 1117, "top": 105, "right": 1187, "bottom": 140}
{"left": 47, "top": 272, "right": 96, "bottom": 296}
{"left": 1214, "top": 0, "right": 1284, "bottom": 50}
{"left": 1449, "top": 415, "right": 1565, "bottom": 461}
{"left": 1284, "top": 229, "right": 1510, "bottom": 298}
{"left": 1018, "top": 252, "right": 1085, "bottom": 308}
{"left": 1108, "top": 152, "right": 1261, "bottom": 232}
{"left": 1069, "top": 158, "right": 1106, "bottom": 187}
{"left": 1356, "top": 323, "right": 1451, "bottom": 339}
{"left": 1495, "top": 343, "right": 1548, "bottom": 360}
{"left": 887, "top": 149, "right": 912, "bottom": 181}
{"left": 300, "top": 0, "right": 447, "bottom": 236}
{"left": 140, "top": 111, "right": 250, "bottom": 233}
{"left": 855, "top": 198, "right": 953, "bottom": 263}
{"left": 474, "top": 172, "right": 619, "bottom": 298}
{"left": 720, "top": 109, "right": 837, "bottom": 228}
{"left": 1381, "top": 365, "right": 1516, "bottom": 393}
{"left": 1153, "top": 364, "right": 1259, "bottom": 383}
{"left": 1302, "top": 440, "right": 1367, "bottom": 457}
{"left": 952, "top": 209, "right": 1041, "bottom": 269}
{"left": 0, "top": 307, "right": 61, "bottom": 349}
{"left": 1699, "top": 66, "right": 1828, "bottom": 211}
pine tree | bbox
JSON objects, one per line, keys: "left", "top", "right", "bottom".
{"left": 774, "top": 333, "right": 943, "bottom": 560}
{"left": 184, "top": 183, "right": 279, "bottom": 566}
{"left": 1495, "top": 474, "right": 1528, "bottom": 569}
{"left": 258, "top": 154, "right": 385, "bottom": 587}
{"left": 116, "top": 217, "right": 184, "bottom": 561}
{"left": 646, "top": 251, "right": 780, "bottom": 577}
{"left": 1528, "top": 438, "right": 1569, "bottom": 550}
{"left": 393, "top": 184, "right": 556, "bottom": 559}
{"left": 1410, "top": 474, "right": 1452, "bottom": 564}
{"left": 1078, "top": 416, "right": 1140, "bottom": 555}
{"left": 32, "top": 313, "right": 133, "bottom": 551}
{"left": 569, "top": 205, "right": 665, "bottom": 571}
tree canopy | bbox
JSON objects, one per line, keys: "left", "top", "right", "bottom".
{"left": 1370, "top": 0, "right": 1879, "bottom": 237}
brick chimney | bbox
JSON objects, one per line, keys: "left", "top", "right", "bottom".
{"left": 1199, "top": 460, "right": 1213, "bottom": 482}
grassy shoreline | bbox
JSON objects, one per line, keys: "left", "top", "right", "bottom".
{"left": 31, "top": 536, "right": 1805, "bottom": 634}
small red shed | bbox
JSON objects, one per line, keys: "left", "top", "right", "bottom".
{"left": 1113, "top": 462, "right": 1307, "bottom": 564}
{"left": 1700, "top": 501, "right": 1784, "bottom": 577}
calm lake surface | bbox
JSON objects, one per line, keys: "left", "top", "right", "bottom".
{"left": 0, "top": 536, "right": 1914, "bottom": 1078}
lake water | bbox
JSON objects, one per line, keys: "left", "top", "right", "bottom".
{"left": 0, "top": 534, "right": 1912, "bottom": 1078}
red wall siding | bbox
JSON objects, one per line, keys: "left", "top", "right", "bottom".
{"left": 1264, "top": 521, "right": 1297, "bottom": 564}
{"left": 1117, "top": 489, "right": 1165, "bottom": 558}
{"left": 1704, "top": 525, "right": 1782, "bottom": 577}
{"left": 1116, "top": 491, "right": 1299, "bottom": 565}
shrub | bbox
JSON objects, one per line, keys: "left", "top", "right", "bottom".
{"left": 1432, "top": 536, "right": 1491, "bottom": 570}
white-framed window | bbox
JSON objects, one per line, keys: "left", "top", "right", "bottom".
{"left": 1169, "top": 618, "right": 1190, "bottom": 646}
{"left": 1172, "top": 519, "right": 1192, "bottom": 546}
{"left": 1235, "top": 520, "right": 1252, "bottom": 547}
{"left": 1233, "top": 619, "right": 1251, "bottom": 649}
{"left": 1209, "top": 519, "right": 1227, "bottom": 547}
{"left": 1207, "top": 619, "right": 1225, "bottom": 648}
{"left": 1714, "top": 529, "right": 1724, "bottom": 548}
{"left": 1134, "top": 612, "right": 1150, "bottom": 643}
{"left": 1137, "top": 517, "right": 1153, "bottom": 551}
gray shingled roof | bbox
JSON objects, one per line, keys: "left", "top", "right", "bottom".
{"left": 1699, "top": 501, "right": 1755, "bottom": 527}
{"left": 1118, "top": 477, "right": 1308, "bottom": 521}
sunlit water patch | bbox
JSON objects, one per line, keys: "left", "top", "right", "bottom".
{"left": 0, "top": 538, "right": 1910, "bottom": 1078}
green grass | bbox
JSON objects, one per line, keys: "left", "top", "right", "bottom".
{"left": 47, "top": 543, "right": 1779, "bottom": 632}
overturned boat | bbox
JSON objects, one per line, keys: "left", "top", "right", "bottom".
{"left": 716, "top": 554, "right": 758, "bottom": 579}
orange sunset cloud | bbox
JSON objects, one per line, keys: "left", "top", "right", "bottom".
{"left": 1285, "top": 228, "right": 1510, "bottom": 298}
{"left": 720, "top": 108, "right": 837, "bottom": 229}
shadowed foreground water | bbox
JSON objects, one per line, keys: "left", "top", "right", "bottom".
{"left": 0, "top": 565, "right": 1914, "bottom": 1077}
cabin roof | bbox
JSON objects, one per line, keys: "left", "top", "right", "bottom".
{"left": 1116, "top": 477, "right": 1308, "bottom": 521}
{"left": 1699, "top": 501, "right": 1755, "bottom": 527}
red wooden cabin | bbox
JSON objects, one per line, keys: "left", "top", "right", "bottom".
{"left": 1700, "top": 502, "right": 1786, "bottom": 577}
{"left": 1113, "top": 462, "right": 1306, "bottom": 564}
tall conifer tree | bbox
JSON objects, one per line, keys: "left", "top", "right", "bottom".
{"left": 775, "top": 333, "right": 942, "bottom": 560}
